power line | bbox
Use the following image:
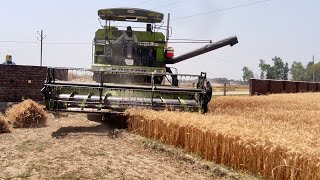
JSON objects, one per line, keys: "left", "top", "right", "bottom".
{"left": 213, "top": 56, "right": 233, "bottom": 64}
{"left": 169, "top": 42, "right": 211, "bottom": 44}
{"left": 130, "top": 0, "right": 154, "bottom": 7}
{"left": 172, "top": 0, "right": 272, "bottom": 21}
{"left": 0, "top": 41, "right": 37, "bottom": 44}
{"left": 44, "top": 42, "right": 91, "bottom": 45}
{"left": 152, "top": 0, "right": 187, "bottom": 11}
{"left": 0, "top": 41, "right": 91, "bottom": 45}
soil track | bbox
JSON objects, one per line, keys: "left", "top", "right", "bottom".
{"left": 0, "top": 113, "right": 257, "bottom": 179}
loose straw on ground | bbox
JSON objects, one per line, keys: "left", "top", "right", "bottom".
{"left": 0, "top": 115, "right": 11, "bottom": 133}
{"left": 5, "top": 99, "right": 48, "bottom": 128}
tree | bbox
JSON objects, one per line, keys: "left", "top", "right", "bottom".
{"left": 259, "top": 59, "right": 270, "bottom": 79}
{"left": 242, "top": 66, "right": 254, "bottom": 83}
{"left": 266, "top": 66, "right": 277, "bottom": 79}
{"left": 259, "top": 56, "right": 289, "bottom": 80}
{"left": 272, "top": 56, "right": 289, "bottom": 80}
{"left": 306, "top": 61, "right": 320, "bottom": 81}
{"left": 290, "top": 61, "right": 306, "bottom": 81}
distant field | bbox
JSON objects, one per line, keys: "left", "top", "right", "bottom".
{"left": 127, "top": 93, "right": 320, "bottom": 179}
{"left": 213, "top": 84, "right": 249, "bottom": 92}
{"left": 212, "top": 84, "right": 249, "bottom": 96}
{"left": 212, "top": 91, "right": 249, "bottom": 96}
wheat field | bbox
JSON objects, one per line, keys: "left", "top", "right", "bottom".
{"left": 126, "top": 93, "right": 320, "bottom": 179}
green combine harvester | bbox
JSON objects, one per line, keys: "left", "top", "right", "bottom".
{"left": 42, "top": 8, "right": 238, "bottom": 115}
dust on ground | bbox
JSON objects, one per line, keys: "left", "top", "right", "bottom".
{"left": 0, "top": 113, "right": 258, "bottom": 180}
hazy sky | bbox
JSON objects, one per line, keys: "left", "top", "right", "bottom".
{"left": 0, "top": 0, "right": 319, "bottom": 79}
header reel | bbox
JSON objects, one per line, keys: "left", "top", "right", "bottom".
{"left": 42, "top": 68, "right": 212, "bottom": 114}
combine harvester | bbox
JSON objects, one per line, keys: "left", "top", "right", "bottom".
{"left": 42, "top": 8, "right": 238, "bottom": 117}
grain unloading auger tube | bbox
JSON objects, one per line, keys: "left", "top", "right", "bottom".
{"left": 42, "top": 68, "right": 212, "bottom": 113}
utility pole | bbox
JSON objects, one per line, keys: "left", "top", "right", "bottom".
{"left": 37, "top": 30, "right": 47, "bottom": 66}
{"left": 313, "top": 55, "right": 315, "bottom": 81}
{"left": 165, "top": 13, "right": 170, "bottom": 48}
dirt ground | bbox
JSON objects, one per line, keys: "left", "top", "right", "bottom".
{"left": 0, "top": 113, "right": 258, "bottom": 180}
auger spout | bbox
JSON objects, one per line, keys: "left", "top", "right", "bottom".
{"left": 167, "top": 36, "right": 238, "bottom": 64}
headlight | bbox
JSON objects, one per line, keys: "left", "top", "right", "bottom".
{"left": 154, "top": 70, "right": 165, "bottom": 74}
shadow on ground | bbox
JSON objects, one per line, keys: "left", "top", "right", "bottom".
{"left": 51, "top": 114, "right": 128, "bottom": 139}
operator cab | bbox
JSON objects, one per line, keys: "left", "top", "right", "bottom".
{"left": 93, "top": 8, "right": 169, "bottom": 70}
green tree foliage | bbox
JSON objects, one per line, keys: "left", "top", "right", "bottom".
{"left": 259, "top": 59, "right": 270, "bottom": 79}
{"left": 242, "top": 66, "right": 254, "bottom": 83}
{"left": 306, "top": 62, "right": 320, "bottom": 81}
{"left": 290, "top": 61, "right": 307, "bottom": 81}
{"left": 259, "top": 56, "right": 289, "bottom": 80}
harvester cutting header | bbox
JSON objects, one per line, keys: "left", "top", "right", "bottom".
{"left": 42, "top": 8, "right": 238, "bottom": 114}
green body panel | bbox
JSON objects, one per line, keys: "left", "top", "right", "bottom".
{"left": 156, "top": 47, "right": 165, "bottom": 60}
{"left": 95, "top": 28, "right": 165, "bottom": 42}
{"left": 93, "top": 27, "right": 166, "bottom": 66}
{"left": 91, "top": 64, "right": 165, "bottom": 72}
{"left": 95, "top": 55, "right": 104, "bottom": 64}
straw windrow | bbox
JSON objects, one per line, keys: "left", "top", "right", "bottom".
{"left": 5, "top": 99, "right": 48, "bottom": 128}
{"left": 0, "top": 115, "right": 11, "bottom": 133}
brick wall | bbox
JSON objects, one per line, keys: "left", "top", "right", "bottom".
{"left": 250, "top": 79, "right": 320, "bottom": 95}
{"left": 0, "top": 65, "right": 47, "bottom": 102}
{"left": 249, "top": 79, "right": 269, "bottom": 95}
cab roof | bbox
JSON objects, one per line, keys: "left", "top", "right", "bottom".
{"left": 98, "top": 8, "right": 164, "bottom": 23}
